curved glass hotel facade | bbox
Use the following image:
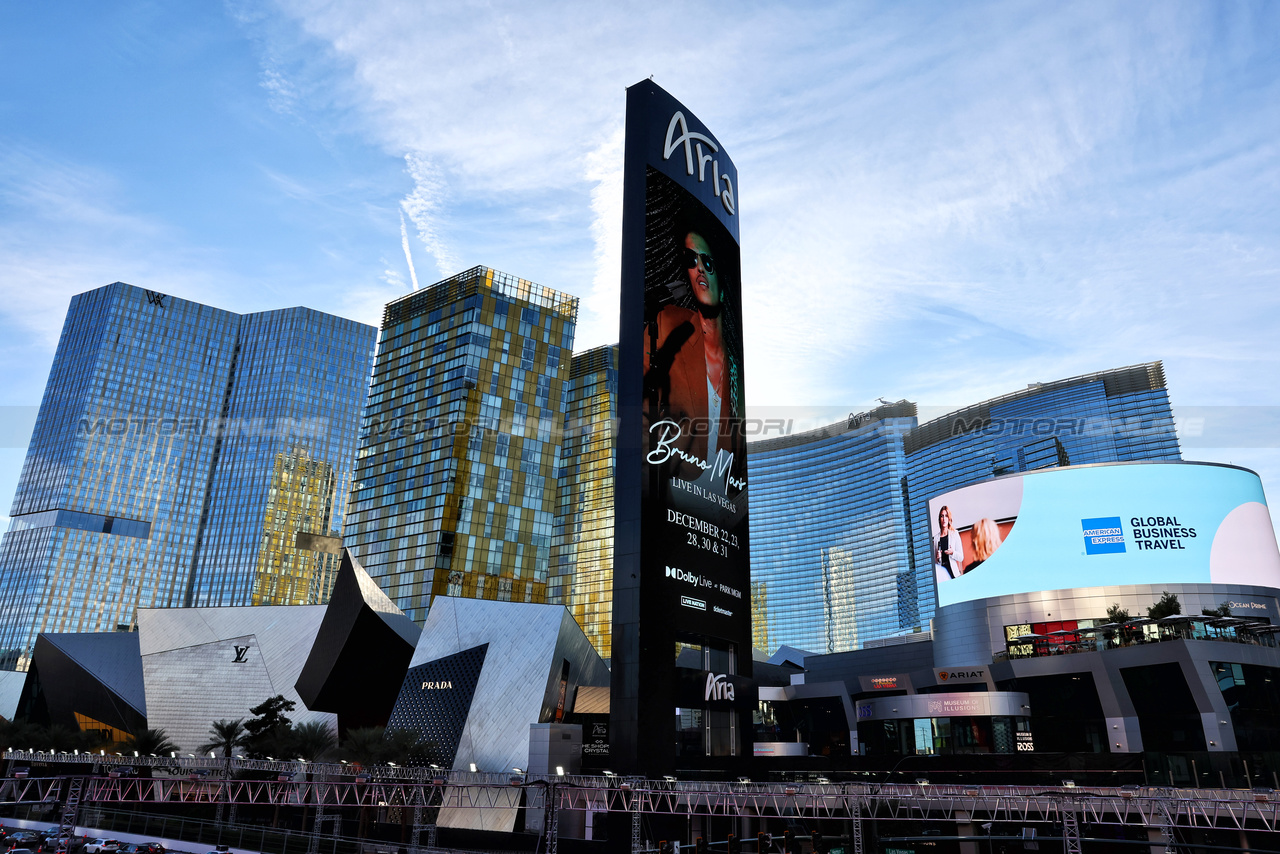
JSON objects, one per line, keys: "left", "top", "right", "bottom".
{"left": 749, "top": 402, "right": 917, "bottom": 655}
{"left": 747, "top": 362, "right": 1183, "bottom": 656}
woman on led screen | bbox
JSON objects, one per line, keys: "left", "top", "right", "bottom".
{"left": 967, "top": 517, "right": 1004, "bottom": 572}
{"left": 934, "top": 505, "right": 963, "bottom": 582}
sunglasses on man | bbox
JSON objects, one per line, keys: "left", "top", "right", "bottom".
{"left": 681, "top": 248, "right": 716, "bottom": 274}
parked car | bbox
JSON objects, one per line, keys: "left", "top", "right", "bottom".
{"left": 8, "top": 831, "right": 44, "bottom": 849}
{"left": 119, "top": 844, "right": 161, "bottom": 854}
{"left": 82, "top": 840, "right": 118, "bottom": 854}
{"left": 10, "top": 847, "right": 37, "bottom": 854}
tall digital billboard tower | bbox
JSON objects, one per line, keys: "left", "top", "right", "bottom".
{"left": 612, "top": 80, "right": 753, "bottom": 775}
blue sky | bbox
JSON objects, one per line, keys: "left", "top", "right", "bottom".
{"left": 0, "top": 1, "right": 1278, "bottom": 530}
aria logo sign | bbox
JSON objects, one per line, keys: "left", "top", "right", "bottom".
{"left": 1082, "top": 517, "right": 1126, "bottom": 555}
{"left": 704, "top": 672, "right": 736, "bottom": 702}
{"left": 663, "top": 112, "right": 736, "bottom": 216}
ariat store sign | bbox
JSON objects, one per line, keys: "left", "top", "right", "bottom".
{"left": 934, "top": 667, "right": 991, "bottom": 686}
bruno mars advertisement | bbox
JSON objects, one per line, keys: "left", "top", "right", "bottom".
{"left": 612, "top": 80, "right": 753, "bottom": 775}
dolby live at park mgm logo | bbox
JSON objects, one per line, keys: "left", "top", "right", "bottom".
{"left": 1082, "top": 517, "right": 1126, "bottom": 555}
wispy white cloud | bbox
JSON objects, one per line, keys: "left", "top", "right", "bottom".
{"left": 0, "top": 146, "right": 189, "bottom": 348}
{"left": 399, "top": 153, "right": 459, "bottom": 279}
{"left": 224, "top": 0, "right": 1279, "bottom": 431}
{"left": 580, "top": 124, "right": 624, "bottom": 348}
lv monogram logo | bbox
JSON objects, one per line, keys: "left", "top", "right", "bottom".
{"left": 233, "top": 645, "right": 250, "bottom": 663}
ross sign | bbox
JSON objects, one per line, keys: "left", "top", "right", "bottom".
{"left": 612, "top": 79, "right": 753, "bottom": 774}
{"left": 928, "top": 462, "right": 1280, "bottom": 607}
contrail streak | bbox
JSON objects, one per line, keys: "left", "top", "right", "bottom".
{"left": 399, "top": 210, "right": 420, "bottom": 291}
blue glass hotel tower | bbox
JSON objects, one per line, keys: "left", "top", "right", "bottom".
{"left": 749, "top": 402, "right": 918, "bottom": 655}
{"left": 0, "top": 283, "right": 375, "bottom": 669}
{"left": 747, "top": 362, "right": 1182, "bottom": 655}
{"left": 901, "top": 362, "right": 1182, "bottom": 629}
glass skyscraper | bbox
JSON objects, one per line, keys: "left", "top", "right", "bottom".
{"left": 345, "top": 267, "right": 578, "bottom": 625}
{"left": 549, "top": 344, "right": 618, "bottom": 660}
{"left": 902, "top": 361, "right": 1181, "bottom": 628}
{"left": 748, "top": 402, "right": 917, "bottom": 655}
{"left": 0, "top": 282, "right": 376, "bottom": 669}
{"left": 746, "top": 362, "right": 1182, "bottom": 655}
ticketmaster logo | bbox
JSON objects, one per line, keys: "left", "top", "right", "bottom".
{"left": 1082, "top": 517, "right": 1126, "bottom": 555}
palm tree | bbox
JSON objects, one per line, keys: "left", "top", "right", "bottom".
{"left": 288, "top": 721, "right": 338, "bottom": 834}
{"left": 198, "top": 719, "right": 249, "bottom": 759}
{"left": 292, "top": 721, "right": 337, "bottom": 763}
{"left": 383, "top": 728, "right": 436, "bottom": 766}
{"left": 0, "top": 719, "right": 43, "bottom": 753}
{"left": 339, "top": 726, "right": 387, "bottom": 841}
{"left": 338, "top": 726, "right": 387, "bottom": 766}
{"left": 198, "top": 719, "right": 251, "bottom": 827}
{"left": 45, "top": 724, "right": 81, "bottom": 752}
{"left": 122, "top": 728, "right": 178, "bottom": 779}
{"left": 124, "top": 728, "right": 179, "bottom": 757}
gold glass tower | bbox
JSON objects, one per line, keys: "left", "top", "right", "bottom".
{"left": 347, "top": 267, "right": 578, "bottom": 625}
{"left": 549, "top": 345, "right": 617, "bottom": 659}
{"left": 251, "top": 448, "right": 342, "bottom": 605}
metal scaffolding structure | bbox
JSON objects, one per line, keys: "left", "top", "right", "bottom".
{"left": 6, "top": 753, "right": 1280, "bottom": 852}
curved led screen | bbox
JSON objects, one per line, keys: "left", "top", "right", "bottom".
{"left": 928, "top": 462, "right": 1280, "bottom": 607}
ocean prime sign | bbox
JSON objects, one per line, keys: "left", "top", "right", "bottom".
{"left": 612, "top": 80, "right": 752, "bottom": 774}
{"left": 927, "top": 461, "right": 1280, "bottom": 608}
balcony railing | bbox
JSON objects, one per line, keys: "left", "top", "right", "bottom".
{"left": 996, "top": 616, "right": 1279, "bottom": 661}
